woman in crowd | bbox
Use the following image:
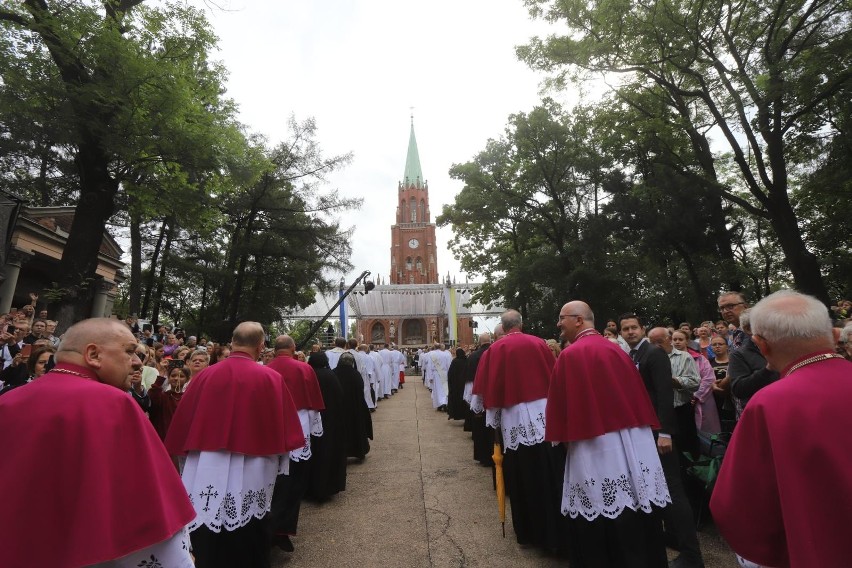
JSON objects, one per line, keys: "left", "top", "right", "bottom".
{"left": 153, "top": 342, "right": 165, "bottom": 366}
{"left": 602, "top": 328, "right": 619, "bottom": 343}
{"left": 306, "top": 351, "right": 346, "bottom": 501}
{"left": 839, "top": 324, "right": 852, "bottom": 361}
{"left": 149, "top": 361, "right": 191, "bottom": 441}
{"left": 709, "top": 332, "right": 735, "bottom": 424}
{"left": 545, "top": 338, "right": 562, "bottom": 359}
{"left": 209, "top": 343, "right": 230, "bottom": 365}
{"left": 446, "top": 348, "right": 469, "bottom": 421}
{"left": 333, "top": 352, "right": 373, "bottom": 461}
{"left": 187, "top": 349, "right": 210, "bottom": 376}
{"left": 137, "top": 344, "right": 159, "bottom": 390}
{"left": 0, "top": 344, "right": 55, "bottom": 396}
{"left": 696, "top": 325, "right": 715, "bottom": 361}
{"left": 673, "top": 330, "right": 720, "bottom": 434}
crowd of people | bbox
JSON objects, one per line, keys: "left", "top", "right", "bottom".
{"left": 428, "top": 291, "right": 852, "bottom": 568}
{"left": 0, "top": 303, "right": 407, "bottom": 568}
{"left": 0, "top": 289, "right": 850, "bottom": 567}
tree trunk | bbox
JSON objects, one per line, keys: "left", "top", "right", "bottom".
{"left": 141, "top": 219, "right": 167, "bottom": 318}
{"left": 128, "top": 212, "right": 142, "bottom": 316}
{"left": 150, "top": 220, "right": 175, "bottom": 327}
{"left": 767, "top": 196, "right": 829, "bottom": 304}
{"left": 53, "top": 145, "right": 120, "bottom": 332}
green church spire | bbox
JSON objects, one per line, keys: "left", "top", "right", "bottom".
{"left": 403, "top": 116, "right": 424, "bottom": 189}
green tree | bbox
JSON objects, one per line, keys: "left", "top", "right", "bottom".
{"left": 439, "top": 101, "right": 630, "bottom": 335}
{"left": 519, "top": 0, "right": 852, "bottom": 304}
{"left": 0, "top": 1, "right": 233, "bottom": 327}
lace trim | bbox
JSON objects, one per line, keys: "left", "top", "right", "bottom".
{"left": 469, "top": 394, "right": 484, "bottom": 414}
{"left": 462, "top": 381, "right": 474, "bottom": 404}
{"left": 290, "top": 409, "right": 323, "bottom": 462}
{"left": 90, "top": 526, "right": 193, "bottom": 567}
{"left": 183, "top": 451, "right": 285, "bottom": 533}
{"left": 485, "top": 398, "right": 547, "bottom": 451}
{"left": 562, "top": 427, "right": 671, "bottom": 520}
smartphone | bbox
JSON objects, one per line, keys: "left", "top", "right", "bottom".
{"left": 19, "top": 344, "right": 32, "bottom": 358}
{"left": 168, "top": 358, "right": 185, "bottom": 369}
{"left": 6, "top": 325, "right": 15, "bottom": 334}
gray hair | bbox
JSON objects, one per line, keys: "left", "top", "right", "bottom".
{"left": 739, "top": 309, "right": 751, "bottom": 333}
{"left": 750, "top": 289, "right": 833, "bottom": 344}
{"left": 839, "top": 324, "right": 852, "bottom": 344}
{"left": 190, "top": 349, "right": 210, "bottom": 362}
{"left": 501, "top": 310, "right": 522, "bottom": 331}
{"left": 718, "top": 291, "right": 747, "bottom": 305}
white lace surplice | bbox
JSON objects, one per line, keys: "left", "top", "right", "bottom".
{"left": 182, "top": 450, "right": 289, "bottom": 533}
{"left": 469, "top": 393, "right": 483, "bottom": 414}
{"left": 90, "top": 526, "right": 194, "bottom": 567}
{"left": 563, "top": 426, "right": 670, "bottom": 520}
{"left": 485, "top": 398, "right": 547, "bottom": 451}
{"left": 290, "top": 408, "right": 324, "bottom": 462}
{"left": 462, "top": 381, "right": 474, "bottom": 404}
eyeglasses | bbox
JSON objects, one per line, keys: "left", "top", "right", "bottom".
{"left": 558, "top": 314, "right": 581, "bottom": 321}
{"left": 718, "top": 302, "right": 745, "bottom": 312}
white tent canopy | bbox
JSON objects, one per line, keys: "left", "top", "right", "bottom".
{"left": 280, "top": 283, "right": 504, "bottom": 321}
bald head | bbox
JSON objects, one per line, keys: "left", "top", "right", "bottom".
{"left": 57, "top": 318, "right": 134, "bottom": 358}
{"left": 501, "top": 310, "right": 522, "bottom": 332}
{"left": 478, "top": 332, "right": 492, "bottom": 345}
{"left": 647, "top": 327, "right": 672, "bottom": 353}
{"left": 557, "top": 301, "right": 594, "bottom": 343}
{"left": 231, "top": 321, "right": 266, "bottom": 351}
{"left": 274, "top": 334, "right": 296, "bottom": 353}
{"left": 55, "top": 318, "right": 141, "bottom": 390}
{"left": 493, "top": 324, "right": 504, "bottom": 340}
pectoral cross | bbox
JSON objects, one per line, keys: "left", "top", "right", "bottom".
{"left": 200, "top": 485, "right": 218, "bottom": 512}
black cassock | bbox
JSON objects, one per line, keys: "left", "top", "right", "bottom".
{"left": 333, "top": 364, "right": 373, "bottom": 460}
{"left": 305, "top": 357, "right": 347, "bottom": 502}
{"left": 446, "top": 350, "right": 468, "bottom": 420}
{"left": 465, "top": 344, "right": 494, "bottom": 466}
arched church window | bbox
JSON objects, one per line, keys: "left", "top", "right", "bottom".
{"left": 371, "top": 322, "right": 385, "bottom": 343}
{"left": 420, "top": 199, "right": 426, "bottom": 221}
{"left": 405, "top": 256, "right": 412, "bottom": 270}
{"left": 416, "top": 257, "right": 423, "bottom": 271}
{"left": 410, "top": 197, "right": 417, "bottom": 222}
{"left": 400, "top": 200, "right": 406, "bottom": 222}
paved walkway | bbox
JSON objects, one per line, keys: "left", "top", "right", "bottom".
{"left": 272, "top": 376, "right": 738, "bottom": 567}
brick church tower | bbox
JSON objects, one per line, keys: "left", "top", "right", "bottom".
{"left": 390, "top": 119, "right": 438, "bottom": 284}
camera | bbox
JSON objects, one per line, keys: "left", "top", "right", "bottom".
{"left": 168, "top": 359, "right": 185, "bottom": 369}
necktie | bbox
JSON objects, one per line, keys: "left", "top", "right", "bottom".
{"left": 629, "top": 348, "right": 639, "bottom": 364}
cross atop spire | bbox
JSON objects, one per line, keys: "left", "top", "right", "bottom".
{"left": 403, "top": 115, "right": 424, "bottom": 189}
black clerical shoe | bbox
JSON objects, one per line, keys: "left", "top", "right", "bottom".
{"left": 391, "top": 389, "right": 398, "bottom": 394}
{"left": 274, "top": 534, "right": 294, "bottom": 552}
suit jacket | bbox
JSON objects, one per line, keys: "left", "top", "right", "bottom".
{"left": 633, "top": 340, "right": 677, "bottom": 436}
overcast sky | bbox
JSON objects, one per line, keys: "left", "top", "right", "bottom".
{"left": 197, "top": 0, "right": 572, "bottom": 286}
